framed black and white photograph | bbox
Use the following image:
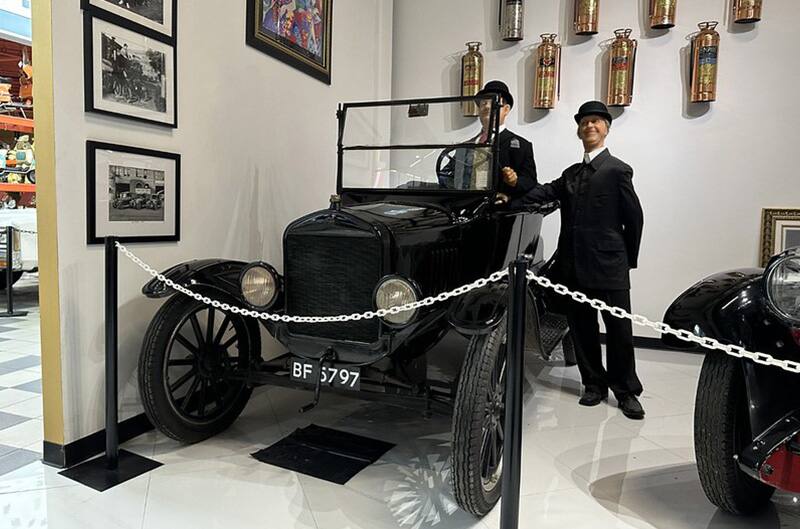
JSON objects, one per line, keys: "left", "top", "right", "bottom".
{"left": 82, "top": 0, "right": 176, "bottom": 41}
{"left": 87, "top": 141, "right": 180, "bottom": 244}
{"left": 760, "top": 208, "right": 800, "bottom": 267}
{"left": 84, "top": 14, "right": 177, "bottom": 128}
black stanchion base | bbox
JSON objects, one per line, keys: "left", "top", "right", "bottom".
{"left": 0, "top": 311, "right": 28, "bottom": 318}
{"left": 58, "top": 449, "right": 162, "bottom": 491}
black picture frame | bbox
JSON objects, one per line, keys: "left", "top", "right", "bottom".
{"left": 246, "top": 0, "right": 333, "bottom": 85}
{"left": 86, "top": 141, "right": 181, "bottom": 245}
{"left": 81, "top": 0, "right": 177, "bottom": 42}
{"left": 83, "top": 13, "right": 178, "bottom": 128}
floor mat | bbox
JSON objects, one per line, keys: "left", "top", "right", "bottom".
{"left": 251, "top": 424, "right": 395, "bottom": 485}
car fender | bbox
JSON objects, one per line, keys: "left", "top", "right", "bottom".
{"left": 141, "top": 258, "right": 285, "bottom": 311}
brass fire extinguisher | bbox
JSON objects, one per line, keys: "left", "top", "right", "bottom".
{"left": 733, "top": 0, "right": 762, "bottom": 24}
{"left": 649, "top": 0, "right": 677, "bottom": 29}
{"left": 533, "top": 34, "right": 561, "bottom": 109}
{"left": 607, "top": 29, "right": 637, "bottom": 107}
{"left": 500, "top": 0, "right": 524, "bottom": 41}
{"left": 461, "top": 42, "right": 484, "bottom": 117}
{"left": 574, "top": 0, "right": 599, "bottom": 35}
{"left": 690, "top": 21, "right": 720, "bottom": 102}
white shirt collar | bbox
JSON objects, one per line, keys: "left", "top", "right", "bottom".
{"left": 477, "top": 124, "right": 506, "bottom": 142}
{"left": 583, "top": 146, "right": 607, "bottom": 164}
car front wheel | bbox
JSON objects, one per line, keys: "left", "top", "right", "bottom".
{"left": 452, "top": 319, "right": 506, "bottom": 517}
{"left": 139, "top": 293, "right": 260, "bottom": 444}
{"left": 695, "top": 351, "right": 775, "bottom": 514}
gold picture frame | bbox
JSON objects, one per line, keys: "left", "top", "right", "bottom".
{"left": 760, "top": 208, "right": 800, "bottom": 267}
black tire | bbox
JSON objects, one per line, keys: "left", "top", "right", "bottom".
{"left": 0, "top": 271, "right": 23, "bottom": 290}
{"left": 139, "top": 293, "right": 261, "bottom": 444}
{"left": 695, "top": 352, "right": 775, "bottom": 514}
{"left": 452, "top": 319, "right": 506, "bottom": 517}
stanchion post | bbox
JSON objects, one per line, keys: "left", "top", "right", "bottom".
{"left": 105, "top": 236, "right": 119, "bottom": 470}
{"left": 58, "top": 236, "right": 162, "bottom": 491}
{"left": 1, "top": 226, "right": 27, "bottom": 318}
{"left": 500, "top": 257, "right": 527, "bottom": 529}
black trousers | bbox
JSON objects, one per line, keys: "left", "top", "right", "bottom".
{"left": 566, "top": 287, "right": 643, "bottom": 398}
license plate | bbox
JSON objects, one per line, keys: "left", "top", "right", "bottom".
{"left": 290, "top": 359, "right": 361, "bottom": 391}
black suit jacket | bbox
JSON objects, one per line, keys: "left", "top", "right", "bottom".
{"left": 438, "top": 128, "right": 537, "bottom": 198}
{"left": 522, "top": 149, "right": 644, "bottom": 290}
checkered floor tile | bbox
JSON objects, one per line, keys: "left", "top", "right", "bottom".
{"left": 0, "top": 272, "right": 42, "bottom": 476}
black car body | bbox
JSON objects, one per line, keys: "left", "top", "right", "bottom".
{"left": 137, "top": 96, "right": 572, "bottom": 517}
{"left": 663, "top": 247, "right": 800, "bottom": 514}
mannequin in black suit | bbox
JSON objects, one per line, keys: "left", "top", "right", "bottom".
{"left": 522, "top": 101, "right": 646, "bottom": 420}
{"left": 438, "top": 81, "right": 537, "bottom": 201}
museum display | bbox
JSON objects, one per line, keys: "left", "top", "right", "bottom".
{"left": 532, "top": 33, "right": 561, "bottom": 110}
{"left": 574, "top": 0, "right": 599, "bottom": 35}
{"left": 245, "top": 0, "right": 333, "bottom": 85}
{"left": 607, "top": 29, "right": 637, "bottom": 107}
{"left": 82, "top": 0, "right": 177, "bottom": 40}
{"left": 690, "top": 21, "right": 720, "bottom": 103}
{"left": 461, "top": 41, "right": 484, "bottom": 117}
{"left": 83, "top": 14, "right": 177, "bottom": 127}
{"left": 649, "top": 0, "right": 677, "bottom": 29}
{"left": 499, "top": 0, "right": 524, "bottom": 42}
{"left": 135, "top": 95, "right": 575, "bottom": 517}
{"left": 0, "top": 207, "right": 37, "bottom": 290}
{"left": 663, "top": 247, "right": 800, "bottom": 514}
{"left": 733, "top": 0, "right": 763, "bottom": 24}
{"left": 760, "top": 208, "right": 800, "bottom": 267}
{"left": 86, "top": 140, "right": 180, "bottom": 244}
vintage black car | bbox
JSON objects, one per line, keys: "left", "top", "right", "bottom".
{"left": 663, "top": 247, "right": 800, "bottom": 514}
{"left": 137, "top": 96, "right": 573, "bottom": 516}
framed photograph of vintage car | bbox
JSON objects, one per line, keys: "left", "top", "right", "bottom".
{"left": 760, "top": 208, "right": 800, "bottom": 267}
{"left": 86, "top": 141, "right": 180, "bottom": 244}
{"left": 82, "top": 0, "right": 176, "bottom": 41}
{"left": 84, "top": 14, "right": 177, "bottom": 127}
{"left": 246, "top": 0, "right": 333, "bottom": 84}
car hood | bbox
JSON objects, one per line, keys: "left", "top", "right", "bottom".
{"left": 344, "top": 202, "right": 454, "bottom": 233}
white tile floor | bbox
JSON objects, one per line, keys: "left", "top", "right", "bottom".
{"left": 1, "top": 275, "right": 799, "bottom": 528}
{"left": 1, "top": 339, "right": 799, "bottom": 528}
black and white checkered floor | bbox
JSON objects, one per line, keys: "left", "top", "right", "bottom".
{"left": 0, "top": 273, "right": 42, "bottom": 477}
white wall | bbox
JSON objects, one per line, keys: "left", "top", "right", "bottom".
{"left": 51, "top": 0, "right": 393, "bottom": 443}
{"left": 392, "top": 0, "right": 800, "bottom": 337}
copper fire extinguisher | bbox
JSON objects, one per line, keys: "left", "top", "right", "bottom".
{"left": 500, "top": 0, "right": 524, "bottom": 41}
{"left": 533, "top": 34, "right": 561, "bottom": 109}
{"left": 607, "top": 29, "right": 637, "bottom": 107}
{"left": 649, "top": 0, "right": 677, "bottom": 29}
{"left": 690, "top": 21, "right": 720, "bottom": 103}
{"left": 574, "top": 0, "right": 599, "bottom": 35}
{"left": 733, "top": 0, "right": 762, "bottom": 24}
{"left": 461, "top": 42, "right": 484, "bottom": 117}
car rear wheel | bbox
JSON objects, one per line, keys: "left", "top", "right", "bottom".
{"left": 139, "top": 293, "right": 260, "bottom": 444}
{"left": 452, "top": 319, "right": 506, "bottom": 517}
{"left": 695, "top": 351, "right": 775, "bottom": 514}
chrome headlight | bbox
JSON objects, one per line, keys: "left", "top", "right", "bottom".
{"left": 765, "top": 251, "right": 800, "bottom": 324}
{"left": 375, "top": 277, "right": 419, "bottom": 325}
{"left": 240, "top": 263, "right": 277, "bottom": 309}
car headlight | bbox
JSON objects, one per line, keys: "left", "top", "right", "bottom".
{"left": 765, "top": 250, "right": 800, "bottom": 324}
{"left": 240, "top": 263, "right": 277, "bottom": 309}
{"left": 375, "top": 277, "right": 419, "bottom": 325}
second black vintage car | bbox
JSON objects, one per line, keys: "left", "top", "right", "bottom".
{"left": 663, "top": 247, "right": 800, "bottom": 514}
{"left": 137, "top": 95, "right": 572, "bottom": 516}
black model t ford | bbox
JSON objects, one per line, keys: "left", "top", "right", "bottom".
{"left": 137, "top": 95, "right": 571, "bottom": 516}
{"left": 663, "top": 247, "right": 800, "bottom": 514}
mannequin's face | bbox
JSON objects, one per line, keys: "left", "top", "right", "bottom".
{"left": 578, "top": 115, "right": 609, "bottom": 151}
{"left": 479, "top": 98, "right": 511, "bottom": 130}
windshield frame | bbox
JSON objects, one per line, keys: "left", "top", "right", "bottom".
{"left": 336, "top": 94, "right": 502, "bottom": 196}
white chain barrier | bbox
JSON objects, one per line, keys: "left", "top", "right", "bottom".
{"left": 116, "top": 242, "right": 800, "bottom": 374}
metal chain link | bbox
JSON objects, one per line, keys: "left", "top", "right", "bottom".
{"left": 116, "top": 242, "right": 508, "bottom": 324}
{"left": 526, "top": 271, "right": 800, "bottom": 374}
{"left": 114, "top": 241, "right": 799, "bottom": 374}
{"left": 0, "top": 226, "right": 37, "bottom": 235}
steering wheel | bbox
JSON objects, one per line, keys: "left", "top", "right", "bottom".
{"left": 436, "top": 146, "right": 463, "bottom": 189}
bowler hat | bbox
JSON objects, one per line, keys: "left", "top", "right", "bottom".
{"left": 574, "top": 100, "right": 612, "bottom": 124}
{"left": 476, "top": 80, "right": 514, "bottom": 109}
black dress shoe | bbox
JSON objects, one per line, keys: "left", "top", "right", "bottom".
{"left": 618, "top": 394, "right": 645, "bottom": 420}
{"left": 578, "top": 390, "right": 608, "bottom": 407}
